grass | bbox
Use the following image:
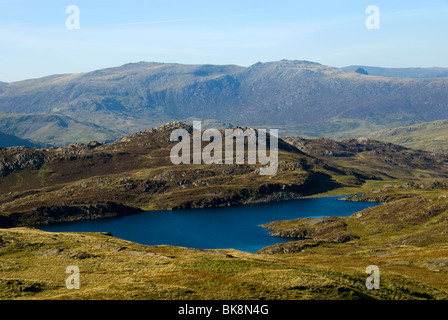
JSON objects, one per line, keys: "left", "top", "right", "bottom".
{"left": 2, "top": 182, "right": 448, "bottom": 300}
{"left": 368, "top": 120, "right": 448, "bottom": 154}
{"left": 1, "top": 223, "right": 447, "bottom": 300}
{"left": 0, "top": 113, "right": 123, "bottom": 147}
{"left": 311, "top": 179, "right": 400, "bottom": 197}
{"left": 276, "top": 118, "right": 404, "bottom": 140}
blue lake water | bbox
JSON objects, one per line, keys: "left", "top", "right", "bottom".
{"left": 38, "top": 196, "right": 378, "bottom": 252}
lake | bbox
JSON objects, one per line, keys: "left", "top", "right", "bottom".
{"left": 38, "top": 196, "right": 378, "bottom": 252}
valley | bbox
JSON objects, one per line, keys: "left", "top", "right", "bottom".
{"left": 1, "top": 121, "right": 448, "bottom": 300}
{"left": 1, "top": 61, "right": 448, "bottom": 301}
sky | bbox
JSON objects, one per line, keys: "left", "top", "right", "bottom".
{"left": 0, "top": 0, "right": 447, "bottom": 82}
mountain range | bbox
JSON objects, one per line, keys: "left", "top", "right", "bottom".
{"left": 1, "top": 60, "right": 448, "bottom": 146}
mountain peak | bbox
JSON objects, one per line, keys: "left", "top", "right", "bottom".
{"left": 249, "top": 59, "right": 322, "bottom": 69}
{"left": 1, "top": 60, "right": 448, "bottom": 147}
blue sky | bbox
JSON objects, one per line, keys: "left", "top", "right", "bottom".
{"left": 0, "top": 0, "right": 447, "bottom": 82}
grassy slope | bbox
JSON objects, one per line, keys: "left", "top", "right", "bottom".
{"left": 276, "top": 118, "right": 398, "bottom": 140}
{"left": 0, "top": 113, "right": 125, "bottom": 146}
{"left": 283, "top": 137, "right": 448, "bottom": 181}
{"left": 0, "top": 132, "right": 44, "bottom": 148}
{"left": 1, "top": 222, "right": 447, "bottom": 300}
{"left": 256, "top": 185, "right": 448, "bottom": 299}
{"left": 368, "top": 120, "right": 448, "bottom": 154}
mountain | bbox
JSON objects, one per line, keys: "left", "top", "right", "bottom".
{"left": 0, "top": 131, "right": 44, "bottom": 148}
{"left": 0, "top": 81, "right": 6, "bottom": 93}
{"left": 367, "top": 120, "right": 448, "bottom": 154}
{"left": 0, "top": 62, "right": 245, "bottom": 138}
{"left": 343, "top": 65, "right": 448, "bottom": 78}
{"left": 1, "top": 60, "right": 448, "bottom": 144}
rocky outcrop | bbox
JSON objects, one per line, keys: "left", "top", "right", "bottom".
{"left": 257, "top": 240, "right": 323, "bottom": 254}
{"left": 0, "top": 148, "right": 46, "bottom": 176}
{"left": 1, "top": 202, "right": 142, "bottom": 227}
{"left": 258, "top": 216, "right": 359, "bottom": 254}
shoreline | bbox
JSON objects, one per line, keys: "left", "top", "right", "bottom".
{"left": 0, "top": 188, "right": 374, "bottom": 229}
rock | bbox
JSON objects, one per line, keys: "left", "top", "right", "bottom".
{"left": 7, "top": 202, "right": 143, "bottom": 227}
{"left": 98, "top": 232, "right": 113, "bottom": 236}
{"left": 111, "top": 246, "right": 127, "bottom": 252}
{"left": 40, "top": 248, "right": 64, "bottom": 256}
{"left": 256, "top": 240, "right": 323, "bottom": 254}
{"left": 60, "top": 251, "right": 99, "bottom": 259}
{"left": 334, "top": 234, "right": 359, "bottom": 243}
{"left": 385, "top": 260, "right": 411, "bottom": 266}
{"left": 19, "top": 284, "right": 42, "bottom": 292}
{"left": 87, "top": 141, "right": 102, "bottom": 149}
{"left": 125, "top": 250, "right": 170, "bottom": 258}
{"left": 425, "top": 259, "right": 448, "bottom": 271}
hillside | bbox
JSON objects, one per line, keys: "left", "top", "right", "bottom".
{"left": 283, "top": 137, "right": 448, "bottom": 180}
{"left": 0, "top": 131, "right": 44, "bottom": 148}
{"left": 367, "top": 120, "right": 448, "bottom": 154}
{"left": 3, "top": 122, "right": 448, "bottom": 227}
{"left": 2, "top": 124, "right": 448, "bottom": 300}
{"left": 1, "top": 60, "right": 448, "bottom": 144}
{"left": 0, "top": 122, "right": 371, "bottom": 227}
{"left": 0, "top": 113, "right": 125, "bottom": 147}
{"left": 2, "top": 182, "right": 448, "bottom": 300}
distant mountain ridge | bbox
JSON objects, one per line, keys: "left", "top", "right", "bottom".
{"left": 0, "top": 112, "right": 125, "bottom": 146}
{"left": 1, "top": 60, "right": 448, "bottom": 145}
{"left": 0, "top": 131, "right": 44, "bottom": 148}
{"left": 343, "top": 65, "right": 448, "bottom": 78}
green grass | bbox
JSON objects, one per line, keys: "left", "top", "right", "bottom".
{"left": 0, "top": 113, "right": 123, "bottom": 147}
{"left": 276, "top": 118, "right": 406, "bottom": 140}
{"left": 1, "top": 218, "right": 447, "bottom": 300}
{"left": 368, "top": 120, "right": 448, "bottom": 154}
